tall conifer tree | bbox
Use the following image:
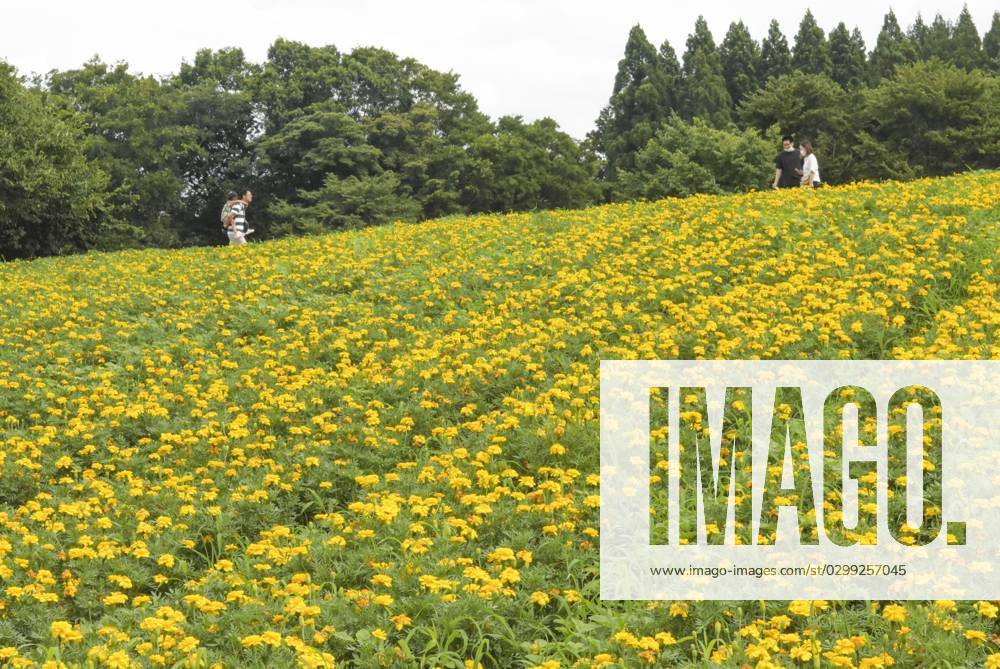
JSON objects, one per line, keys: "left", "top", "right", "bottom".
{"left": 984, "top": 11, "right": 1000, "bottom": 71}
{"left": 951, "top": 6, "right": 983, "bottom": 70}
{"left": 869, "top": 10, "right": 917, "bottom": 83}
{"left": 590, "top": 25, "right": 670, "bottom": 178}
{"left": 720, "top": 21, "right": 761, "bottom": 106}
{"left": 760, "top": 20, "right": 792, "bottom": 83}
{"left": 792, "top": 10, "right": 833, "bottom": 76}
{"left": 829, "top": 23, "right": 867, "bottom": 89}
{"left": 680, "top": 17, "right": 733, "bottom": 124}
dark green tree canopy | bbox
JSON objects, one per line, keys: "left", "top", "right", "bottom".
{"left": 657, "top": 39, "right": 683, "bottom": 113}
{"left": 792, "top": 10, "right": 833, "bottom": 76}
{"left": 590, "top": 25, "right": 672, "bottom": 179}
{"left": 829, "top": 23, "right": 868, "bottom": 89}
{"left": 0, "top": 65, "right": 111, "bottom": 258}
{"left": 619, "top": 115, "right": 773, "bottom": 199}
{"left": 462, "top": 117, "right": 600, "bottom": 214}
{"left": 985, "top": 12, "right": 1000, "bottom": 71}
{"left": 720, "top": 21, "right": 761, "bottom": 106}
{"left": 760, "top": 20, "right": 792, "bottom": 83}
{"left": 863, "top": 60, "right": 999, "bottom": 175}
{"left": 924, "top": 14, "right": 955, "bottom": 61}
{"left": 45, "top": 60, "right": 205, "bottom": 247}
{"left": 870, "top": 10, "right": 917, "bottom": 83}
{"left": 950, "top": 7, "right": 984, "bottom": 70}
{"left": 681, "top": 17, "right": 733, "bottom": 125}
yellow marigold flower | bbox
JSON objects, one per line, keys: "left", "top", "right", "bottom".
{"left": 975, "top": 600, "right": 998, "bottom": 619}
{"left": 371, "top": 574, "right": 392, "bottom": 588}
{"left": 858, "top": 652, "right": 895, "bottom": 669}
{"left": 390, "top": 614, "right": 412, "bottom": 630}
{"left": 654, "top": 631, "right": 676, "bottom": 645}
{"left": 964, "top": 629, "right": 986, "bottom": 643}
{"left": 50, "top": 620, "right": 83, "bottom": 643}
{"left": 103, "top": 592, "right": 128, "bottom": 606}
{"left": 881, "top": 604, "right": 908, "bottom": 624}
{"left": 105, "top": 650, "right": 132, "bottom": 669}
{"left": 669, "top": 602, "right": 688, "bottom": 618}
{"left": 260, "top": 631, "right": 282, "bottom": 647}
{"left": 529, "top": 591, "right": 550, "bottom": 606}
{"left": 371, "top": 628, "right": 387, "bottom": 641}
{"left": 788, "top": 600, "right": 828, "bottom": 616}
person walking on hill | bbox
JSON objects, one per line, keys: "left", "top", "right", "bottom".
{"left": 221, "top": 191, "right": 239, "bottom": 238}
{"left": 800, "top": 142, "right": 821, "bottom": 188}
{"left": 225, "top": 189, "right": 254, "bottom": 245}
{"left": 771, "top": 136, "right": 803, "bottom": 190}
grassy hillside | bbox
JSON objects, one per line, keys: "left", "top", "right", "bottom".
{"left": 0, "top": 172, "right": 998, "bottom": 668}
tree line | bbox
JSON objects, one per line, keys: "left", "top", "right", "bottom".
{"left": 1, "top": 8, "right": 999, "bottom": 259}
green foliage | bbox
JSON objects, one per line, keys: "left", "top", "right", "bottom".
{"left": 268, "top": 171, "right": 420, "bottom": 235}
{"left": 792, "top": 10, "right": 832, "bottom": 76}
{"left": 45, "top": 60, "right": 207, "bottom": 247}
{"left": 951, "top": 7, "right": 984, "bottom": 70}
{"left": 911, "top": 14, "right": 954, "bottom": 62}
{"left": 720, "top": 21, "right": 761, "bottom": 107}
{"left": 829, "top": 23, "right": 867, "bottom": 89}
{"left": 869, "top": 10, "right": 917, "bottom": 84}
{"left": 618, "top": 116, "right": 773, "bottom": 199}
{"left": 759, "top": 20, "right": 792, "bottom": 83}
{"left": 462, "top": 117, "right": 600, "bottom": 213}
{"left": 985, "top": 12, "right": 1000, "bottom": 71}
{"left": 680, "top": 17, "right": 732, "bottom": 125}
{"left": 0, "top": 65, "right": 111, "bottom": 259}
{"left": 861, "top": 60, "right": 1000, "bottom": 176}
{"left": 590, "top": 25, "right": 674, "bottom": 180}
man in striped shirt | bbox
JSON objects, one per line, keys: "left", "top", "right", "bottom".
{"left": 225, "top": 189, "right": 254, "bottom": 245}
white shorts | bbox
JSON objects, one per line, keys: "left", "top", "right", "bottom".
{"left": 227, "top": 231, "right": 247, "bottom": 245}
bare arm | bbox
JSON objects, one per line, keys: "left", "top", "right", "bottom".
{"left": 772, "top": 168, "right": 781, "bottom": 189}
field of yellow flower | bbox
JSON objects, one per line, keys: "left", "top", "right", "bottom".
{"left": 1, "top": 171, "right": 999, "bottom": 668}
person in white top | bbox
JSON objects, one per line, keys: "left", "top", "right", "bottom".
{"left": 799, "top": 142, "right": 821, "bottom": 188}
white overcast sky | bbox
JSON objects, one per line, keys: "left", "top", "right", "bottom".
{"left": 2, "top": 1, "right": 997, "bottom": 139}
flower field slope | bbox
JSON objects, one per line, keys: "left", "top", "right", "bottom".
{"left": 1, "top": 172, "right": 999, "bottom": 668}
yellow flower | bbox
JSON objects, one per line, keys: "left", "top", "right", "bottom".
{"left": 964, "top": 629, "right": 986, "bottom": 643}
{"left": 50, "top": 620, "right": 83, "bottom": 643}
{"left": 881, "top": 604, "right": 908, "bottom": 624}
{"left": 975, "top": 600, "right": 998, "bottom": 619}
{"left": 390, "top": 614, "right": 412, "bottom": 630}
{"left": 529, "top": 591, "right": 550, "bottom": 606}
{"left": 105, "top": 650, "right": 132, "bottom": 669}
{"left": 103, "top": 592, "right": 128, "bottom": 606}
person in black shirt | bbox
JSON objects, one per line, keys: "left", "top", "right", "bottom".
{"left": 771, "top": 135, "right": 803, "bottom": 189}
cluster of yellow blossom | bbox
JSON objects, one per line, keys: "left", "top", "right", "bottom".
{"left": 0, "top": 172, "right": 997, "bottom": 666}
